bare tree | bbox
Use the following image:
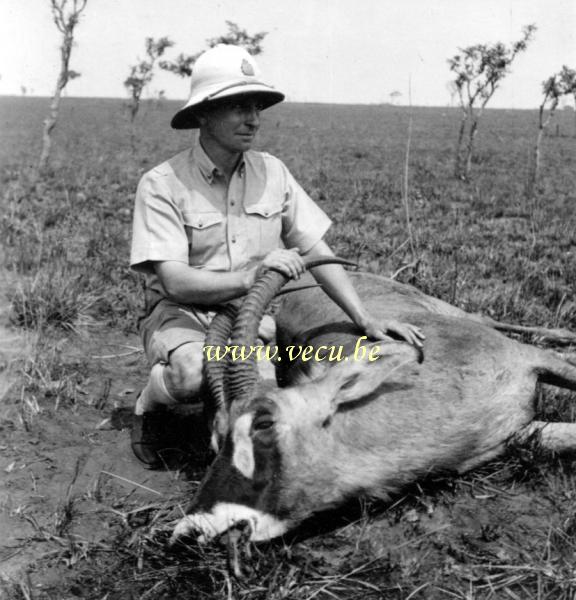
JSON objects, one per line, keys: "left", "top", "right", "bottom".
{"left": 207, "top": 20, "right": 267, "bottom": 55}
{"left": 124, "top": 37, "right": 173, "bottom": 122}
{"left": 525, "top": 66, "right": 576, "bottom": 198}
{"left": 159, "top": 21, "right": 267, "bottom": 78}
{"left": 38, "top": 0, "right": 88, "bottom": 173}
{"left": 572, "top": 85, "right": 576, "bottom": 137}
{"left": 446, "top": 81, "right": 458, "bottom": 107}
{"left": 448, "top": 24, "right": 536, "bottom": 180}
{"left": 159, "top": 51, "right": 201, "bottom": 79}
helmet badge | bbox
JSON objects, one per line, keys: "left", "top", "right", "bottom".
{"left": 241, "top": 58, "right": 255, "bottom": 76}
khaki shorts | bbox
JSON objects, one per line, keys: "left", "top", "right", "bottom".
{"left": 139, "top": 299, "right": 217, "bottom": 365}
{"left": 139, "top": 299, "right": 276, "bottom": 366}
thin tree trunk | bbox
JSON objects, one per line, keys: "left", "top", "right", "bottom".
{"left": 526, "top": 101, "right": 556, "bottom": 198}
{"left": 528, "top": 127, "right": 545, "bottom": 198}
{"left": 573, "top": 93, "right": 576, "bottom": 137}
{"left": 38, "top": 83, "right": 64, "bottom": 172}
{"left": 464, "top": 117, "right": 478, "bottom": 179}
{"left": 454, "top": 111, "right": 467, "bottom": 178}
{"left": 463, "top": 103, "right": 481, "bottom": 180}
{"left": 129, "top": 100, "right": 139, "bottom": 122}
{"left": 37, "top": 16, "right": 75, "bottom": 173}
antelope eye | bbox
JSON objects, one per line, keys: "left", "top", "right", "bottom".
{"left": 252, "top": 414, "right": 274, "bottom": 431}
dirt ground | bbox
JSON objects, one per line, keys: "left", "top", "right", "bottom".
{"left": 2, "top": 268, "right": 576, "bottom": 599}
{"left": 0, "top": 271, "right": 184, "bottom": 588}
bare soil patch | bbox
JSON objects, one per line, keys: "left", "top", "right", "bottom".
{"left": 0, "top": 279, "right": 186, "bottom": 588}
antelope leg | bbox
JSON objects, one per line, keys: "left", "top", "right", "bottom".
{"left": 516, "top": 421, "right": 576, "bottom": 453}
{"left": 477, "top": 315, "right": 576, "bottom": 345}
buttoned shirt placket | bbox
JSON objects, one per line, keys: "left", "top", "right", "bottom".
{"left": 205, "top": 159, "right": 246, "bottom": 273}
{"left": 226, "top": 161, "right": 246, "bottom": 272}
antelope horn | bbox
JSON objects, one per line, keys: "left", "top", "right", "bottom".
{"left": 275, "top": 283, "right": 322, "bottom": 296}
{"left": 203, "top": 301, "right": 240, "bottom": 414}
{"left": 226, "top": 256, "right": 356, "bottom": 403}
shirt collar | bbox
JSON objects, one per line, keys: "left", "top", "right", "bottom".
{"left": 193, "top": 142, "right": 246, "bottom": 184}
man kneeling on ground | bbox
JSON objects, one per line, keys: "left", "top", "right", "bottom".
{"left": 129, "top": 44, "right": 424, "bottom": 469}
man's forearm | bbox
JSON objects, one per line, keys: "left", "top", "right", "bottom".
{"left": 303, "top": 241, "right": 369, "bottom": 328}
{"left": 154, "top": 261, "right": 256, "bottom": 306}
{"left": 303, "top": 240, "right": 426, "bottom": 347}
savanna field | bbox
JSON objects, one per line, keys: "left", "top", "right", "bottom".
{"left": 1, "top": 96, "right": 576, "bottom": 599}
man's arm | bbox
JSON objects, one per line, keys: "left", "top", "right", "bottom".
{"left": 154, "top": 261, "right": 253, "bottom": 305}
{"left": 303, "top": 240, "right": 425, "bottom": 348}
{"left": 154, "top": 248, "right": 306, "bottom": 306}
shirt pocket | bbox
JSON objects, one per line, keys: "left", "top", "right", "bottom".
{"left": 182, "top": 210, "right": 225, "bottom": 266}
{"left": 244, "top": 201, "right": 283, "bottom": 255}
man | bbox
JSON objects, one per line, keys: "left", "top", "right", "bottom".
{"left": 130, "top": 44, "right": 424, "bottom": 468}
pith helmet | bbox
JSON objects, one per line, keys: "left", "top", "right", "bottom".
{"left": 170, "top": 44, "right": 285, "bottom": 129}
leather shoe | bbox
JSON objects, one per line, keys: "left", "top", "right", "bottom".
{"left": 131, "top": 410, "right": 184, "bottom": 469}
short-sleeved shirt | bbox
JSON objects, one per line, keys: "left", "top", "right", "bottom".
{"left": 130, "top": 143, "right": 332, "bottom": 300}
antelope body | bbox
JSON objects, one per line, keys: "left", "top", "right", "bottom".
{"left": 171, "top": 270, "right": 576, "bottom": 544}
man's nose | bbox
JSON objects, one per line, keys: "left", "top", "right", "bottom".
{"left": 244, "top": 107, "right": 260, "bottom": 126}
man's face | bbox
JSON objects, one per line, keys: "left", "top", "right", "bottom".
{"left": 199, "top": 96, "right": 263, "bottom": 154}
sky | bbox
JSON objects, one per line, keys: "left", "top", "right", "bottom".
{"left": 2, "top": 0, "right": 575, "bottom": 108}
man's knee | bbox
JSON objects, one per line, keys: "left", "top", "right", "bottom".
{"left": 164, "top": 342, "right": 204, "bottom": 400}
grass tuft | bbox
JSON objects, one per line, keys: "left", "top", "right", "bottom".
{"left": 8, "top": 263, "right": 100, "bottom": 332}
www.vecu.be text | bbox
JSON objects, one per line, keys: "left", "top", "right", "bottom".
{"left": 203, "top": 336, "right": 381, "bottom": 362}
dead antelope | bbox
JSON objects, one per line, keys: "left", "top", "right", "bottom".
{"left": 171, "top": 266, "right": 576, "bottom": 544}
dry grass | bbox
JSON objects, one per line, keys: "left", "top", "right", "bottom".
{"left": 1, "top": 97, "right": 576, "bottom": 599}
{"left": 8, "top": 264, "right": 100, "bottom": 332}
{"left": 4, "top": 459, "right": 576, "bottom": 600}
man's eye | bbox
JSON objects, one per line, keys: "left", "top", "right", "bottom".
{"left": 231, "top": 103, "right": 262, "bottom": 113}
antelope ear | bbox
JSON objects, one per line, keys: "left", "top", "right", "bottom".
{"left": 314, "top": 341, "right": 422, "bottom": 419}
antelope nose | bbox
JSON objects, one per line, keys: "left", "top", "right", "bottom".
{"left": 169, "top": 514, "right": 212, "bottom": 546}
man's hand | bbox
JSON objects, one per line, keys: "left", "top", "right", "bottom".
{"left": 362, "top": 317, "right": 425, "bottom": 348}
{"left": 250, "top": 248, "right": 306, "bottom": 285}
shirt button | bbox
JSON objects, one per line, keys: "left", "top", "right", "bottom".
{"left": 230, "top": 199, "right": 236, "bottom": 206}
{"left": 198, "top": 222, "right": 203, "bottom": 228}
{"left": 231, "top": 235, "right": 237, "bottom": 243}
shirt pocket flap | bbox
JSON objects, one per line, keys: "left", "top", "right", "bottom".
{"left": 244, "top": 202, "right": 282, "bottom": 218}
{"left": 182, "top": 211, "right": 223, "bottom": 230}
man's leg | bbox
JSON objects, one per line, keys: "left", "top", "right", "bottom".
{"left": 132, "top": 303, "right": 277, "bottom": 467}
{"left": 132, "top": 300, "right": 212, "bottom": 468}
{"left": 134, "top": 342, "right": 204, "bottom": 415}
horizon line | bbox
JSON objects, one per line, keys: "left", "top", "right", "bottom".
{"left": 0, "top": 94, "right": 563, "bottom": 112}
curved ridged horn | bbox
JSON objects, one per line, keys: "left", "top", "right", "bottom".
{"left": 203, "top": 301, "right": 240, "bottom": 414}
{"left": 227, "top": 256, "right": 357, "bottom": 403}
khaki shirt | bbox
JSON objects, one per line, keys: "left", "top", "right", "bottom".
{"left": 130, "top": 143, "right": 332, "bottom": 300}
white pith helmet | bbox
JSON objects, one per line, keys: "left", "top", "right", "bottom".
{"left": 171, "top": 44, "right": 285, "bottom": 129}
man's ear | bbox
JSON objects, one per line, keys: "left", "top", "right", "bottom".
{"left": 307, "top": 341, "right": 422, "bottom": 425}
